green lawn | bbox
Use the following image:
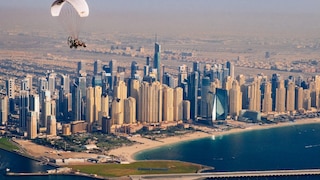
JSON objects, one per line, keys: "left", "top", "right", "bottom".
{"left": 0, "top": 138, "right": 19, "bottom": 151}
{"left": 68, "top": 160, "right": 205, "bottom": 177}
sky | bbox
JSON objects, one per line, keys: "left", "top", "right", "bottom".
{"left": 1, "top": 0, "right": 320, "bottom": 37}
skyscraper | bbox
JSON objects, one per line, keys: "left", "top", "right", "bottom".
{"left": 275, "top": 80, "right": 286, "bottom": 113}
{"left": 124, "top": 97, "right": 136, "bottom": 124}
{"left": 262, "top": 82, "right": 273, "bottom": 113}
{"left": 6, "top": 78, "right": 15, "bottom": 99}
{"left": 286, "top": 81, "right": 295, "bottom": 112}
{"left": 19, "top": 90, "right": 29, "bottom": 129}
{"left": 94, "top": 86, "right": 102, "bottom": 122}
{"left": 295, "top": 87, "right": 303, "bottom": 111}
{"left": 86, "top": 87, "right": 94, "bottom": 124}
{"left": 173, "top": 87, "right": 183, "bottom": 121}
{"left": 0, "top": 96, "right": 8, "bottom": 125}
{"left": 271, "top": 74, "right": 281, "bottom": 111}
{"left": 162, "top": 85, "right": 174, "bottom": 122}
{"left": 187, "top": 71, "right": 199, "bottom": 121}
{"left": 154, "top": 42, "right": 161, "bottom": 81}
{"left": 200, "top": 77, "right": 212, "bottom": 120}
{"left": 27, "top": 111, "right": 37, "bottom": 139}
{"left": 212, "top": 88, "right": 228, "bottom": 121}
{"left": 94, "top": 59, "right": 102, "bottom": 75}
{"left": 229, "top": 80, "right": 242, "bottom": 118}
{"left": 47, "top": 115, "right": 57, "bottom": 136}
{"left": 226, "top": 61, "right": 234, "bottom": 79}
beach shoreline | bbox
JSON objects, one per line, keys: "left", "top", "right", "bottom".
{"left": 11, "top": 118, "right": 320, "bottom": 165}
{"left": 109, "top": 118, "right": 320, "bottom": 162}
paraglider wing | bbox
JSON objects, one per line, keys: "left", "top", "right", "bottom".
{"left": 51, "top": 0, "right": 89, "bottom": 40}
{"left": 51, "top": 0, "right": 89, "bottom": 17}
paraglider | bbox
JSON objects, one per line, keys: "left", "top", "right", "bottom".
{"left": 51, "top": 0, "right": 89, "bottom": 48}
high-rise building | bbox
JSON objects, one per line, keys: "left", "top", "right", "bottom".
{"left": 178, "top": 65, "right": 188, "bottom": 87}
{"left": 154, "top": 42, "right": 161, "bottom": 81}
{"left": 295, "top": 87, "right": 303, "bottom": 111}
{"left": 27, "top": 111, "right": 37, "bottom": 139}
{"left": 6, "top": 78, "right": 15, "bottom": 99}
{"left": 162, "top": 85, "right": 174, "bottom": 122}
{"left": 138, "top": 81, "right": 162, "bottom": 123}
{"left": 187, "top": 71, "right": 199, "bottom": 121}
{"left": 77, "top": 60, "right": 85, "bottom": 75}
{"left": 111, "top": 98, "right": 124, "bottom": 125}
{"left": 262, "top": 82, "right": 273, "bottom": 113}
{"left": 94, "top": 86, "right": 102, "bottom": 122}
{"left": 286, "top": 81, "right": 295, "bottom": 111}
{"left": 173, "top": 87, "right": 183, "bottom": 121}
{"left": 0, "top": 96, "right": 8, "bottom": 125}
{"left": 248, "top": 78, "right": 261, "bottom": 112}
{"left": 183, "top": 100, "right": 191, "bottom": 121}
{"left": 303, "top": 89, "right": 311, "bottom": 110}
{"left": 212, "top": 88, "right": 228, "bottom": 121}
{"left": 102, "top": 114, "right": 112, "bottom": 134}
{"left": 275, "top": 80, "right": 286, "bottom": 113}
{"left": 94, "top": 60, "right": 102, "bottom": 75}
{"left": 19, "top": 90, "right": 29, "bottom": 129}
{"left": 47, "top": 73, "right": 56, "bottom": 96}
{"left": 61, "top": 74, "right": 70, "bottom": 94}
{"left": 271, "top": 74, "right": 281, "bottom": 111}
{"left": 200, "top": 77, "right": 213, "bottom": 120}
{"left": 47, "top": 115, "right": 57, "bottom": 136}
{"left": 41, "top": 91, "right": 51, "bottom": 128}
{"left": 99, "top": 94, "right": 109, "bottom": 124}
{"left": 124, "top": 97, "right": 136, "bottom": 124}
{"left": 86, "top": 87, "right": 94, "bottom": 124}
{"left": 229, "top": 80, "right": 242, "bottom": 118}
{"left": 72, "top": 83, "right": 82, "bottom": 121}
{"left": 29, "top": 94, "right": 40, "bottom": 125}
{"left": 226, "top": 61, "right": 234, "bottom": 79}
{"left": 21, "top": 77, "right": 31, "bottom": 91}
{"left": 131, "top": 61, "right": 139, "bottom": 78}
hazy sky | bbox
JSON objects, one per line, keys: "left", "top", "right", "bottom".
{"left": 2, "top": 0, "right": 320, "bottom": 37}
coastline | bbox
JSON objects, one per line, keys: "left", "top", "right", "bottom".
{"left": 109, "top": 118, "right": 320, "bottom": 162}
{"left": 10, "top": 118, "right": 320, "bottom": 165}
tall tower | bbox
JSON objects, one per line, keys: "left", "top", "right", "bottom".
{"left": 111, "top": 98, "right": 124, "bottom": 125}
{"left": 303, "top": 89, "right": 311, "bottom": 110}
{"left": 173, "top": 87, "right": 183, "bottom": 121}
{"left": 226, "top": 61, "right": 234, "bottom": 79}
{"left": 86, "top": 87, "right": 94, "bottom": 124}
{"left": 94, "top": 86, "right": 102, "bottom": 122}
{"left": 41, "top": 90, "right": 51, "bottom": 128}
{"left": 162, "top": 85, "right": 174, "bottom": 122}
{"left": 0, "top": 96, "right": 8, "bottom": 125}
{"left": 94, "top": 59, "right": 102, "bottom": 75}
{"left": 99, "top": 94, "right": 109, "bottom": 124}
{"left": 187, "top": 71, "right": 199, "bottom": 121}
{"left": 295, "top": 87, "right": 303, "bottom": 111}
{"left": 27, "top": 111, "right": 37, "bottom": 139}
{"left": 200, "top": 77, "right": 212, "bottom": 120}
{"left": 271, "top": 74, "right": 281, "bottom": 111}
{"left": 262, "top": 82, "right": 272, "bottom": 113}
{"left": 47, "top": 115, "right": 57, "bottom": 136}
{"left": 6, "top": 78, "right": 15, "bottom": 99}
{"left": 124, "top": 97, "right": 136, "bottom": 124}
{"left": 229, "top": 80, "right": 242, "bottom": 118}
{"left": 154, "top": 42, "right": 161, "bottom": 82}
{"left": 286, "top": 81, "right": 295, "bottom": 111}
{"left": 19, "top": 90, "right": 29, "bottom": 130}
{"left": 29, "top": 94, "right": 40, "bottom": 125}
{"left": 275, "top": 80, "right": 286, "bottom": 113}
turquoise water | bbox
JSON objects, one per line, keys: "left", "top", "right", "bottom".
{"left": 135, "top": 123, "right": 320, "bottom": 172}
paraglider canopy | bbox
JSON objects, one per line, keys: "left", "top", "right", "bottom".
{"left": 51, "top": 0, "right": 89, "bottom": 17}
{"left": 51, "top": 0, "right": 89, "bottom": 40}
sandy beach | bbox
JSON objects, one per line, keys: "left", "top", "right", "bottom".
{"left": 11, "top": 118, "right": 320, "bottom": 164}
{"left": 109, "top": 118, "right": 320, "bottom": 162}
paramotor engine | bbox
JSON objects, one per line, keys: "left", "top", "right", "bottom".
{"left": 51, "top": 0, "right": 89, "bottom": 40}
